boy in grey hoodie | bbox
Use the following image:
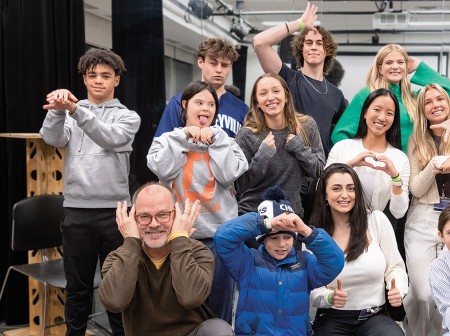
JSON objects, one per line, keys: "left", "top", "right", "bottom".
{"left": 40, "top": 48, "right": 141, "bottom": 336}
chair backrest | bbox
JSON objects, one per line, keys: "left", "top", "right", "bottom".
{"left": 12, "top": 194, "right": 64, "bottom": 251}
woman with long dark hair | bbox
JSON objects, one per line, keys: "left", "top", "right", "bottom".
{"left": 327, "top": 88, "right": 410, "bottom": 220}
{"left": 309, "top": 163, "right": 408, "bottom": 335}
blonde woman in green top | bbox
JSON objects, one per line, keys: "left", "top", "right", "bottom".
{"left": 332, "top": 44, "right": 450, "bottom": 153}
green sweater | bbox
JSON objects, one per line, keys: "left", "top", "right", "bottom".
{"left": 99, "top": 236, "right": 215, "bottom": 336}
{"left": 331, "top": 62, "right": 450, "bottom": 153}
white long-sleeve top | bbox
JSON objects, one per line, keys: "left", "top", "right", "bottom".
{"left": 310, "top": 210, "right": 408, "bottom": 310}
{"left": 327, "top": 138, "right": 410, "bottom": 219}
{"left": 430, "top": 250, "right": 450, "bottom": 335}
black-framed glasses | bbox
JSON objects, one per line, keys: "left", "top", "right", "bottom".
{"left": 135, "top": 209, "right": 175, "bottom": 226}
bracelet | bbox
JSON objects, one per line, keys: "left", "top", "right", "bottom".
{"left": 392, "top": 179, "right": 403, "bottom": 187}
{"left": 297, "top": 19, "right": 305, "bottom": 31}
{"left": 284, "top": 22, "right": 290, "bottom": 34}
{"left": 391, "top": 174, "right": 401, "bottom": 182}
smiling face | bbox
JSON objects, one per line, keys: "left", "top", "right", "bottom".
{"left": 378, "top": 50, "right": 407, "bottom": 85}
{"left": 83, "top": 64, "right": 119, "bottom": 104}
{"left": 135, "top": 185, "right": 175, "bottom": 250}
{"left": 255, "top": 76, "right": 287, "bottom": 123}
{"left": 325, "top": 172, "right": 356, "bottom": 215}
{"left": 182, "top": 89, "right": 217, "bottom": 128}
{"left": 302, "top": 30, "right": 326, "bottom": 67}
{"left": 424, "top": 87, "right": 450, "bottom": 126}
{"left": 364, "top": 95, "right": 395, "bottom": 138}
{"left": 264, "top": 233, "right": 294, "bottom": 260}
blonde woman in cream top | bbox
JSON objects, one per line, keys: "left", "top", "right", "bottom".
{"left": 404, "top": 84, "right": 450, "bottom": 336}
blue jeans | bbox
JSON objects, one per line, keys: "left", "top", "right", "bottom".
{"left": 199, "top": 238, "right": 235, "bottom": 325}
{"left": 62, "top": 208, "right": 124, "bottom": 336}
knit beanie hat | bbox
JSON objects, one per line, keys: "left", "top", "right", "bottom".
{"left": 256, "top": 186, "right": 297, "bottom": 243}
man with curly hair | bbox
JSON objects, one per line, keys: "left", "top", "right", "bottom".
{"left": 253, "top": 3, "right": 346, "bottom": 157}
{"left": 155, "top": 38, "right": 248, "bottom": 138}
{"left": 40, "top": 48, "right": 141, "bottom": 336}
{"left": 253, "top": 3, "right": 347, "bottom": 221}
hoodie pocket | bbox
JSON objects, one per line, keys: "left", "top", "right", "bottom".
{"left": 66, "top": 153, "right": 128, "bottom": 200}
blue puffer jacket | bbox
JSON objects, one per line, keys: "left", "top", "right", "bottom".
{"left": 214, "top": 213, "right": 344, "bottom": 336}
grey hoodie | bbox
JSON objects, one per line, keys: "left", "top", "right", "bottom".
{"left": 40, "top": 99, "right": 141, "bottom": 208}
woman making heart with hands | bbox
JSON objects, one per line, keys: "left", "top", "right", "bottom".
{"left": 326, "top": 88, "right": 409, "bottom": 221}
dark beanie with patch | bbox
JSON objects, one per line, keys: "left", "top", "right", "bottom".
{"left": 256, "top": 186, "right": 297, "bottom": 243}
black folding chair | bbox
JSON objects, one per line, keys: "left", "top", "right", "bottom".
{"left": 0, "top": 194, "right": 102, "bottom": 335}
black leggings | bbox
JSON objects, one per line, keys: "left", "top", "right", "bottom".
{"left": 313, "top": 307, "right": 404, "bottom": 336}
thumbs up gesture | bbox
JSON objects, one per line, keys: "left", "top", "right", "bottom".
{"left": 387, "top": 278, "right": 403, "bottom": 307}
{"left": 333, "top": 278, "right": 348, "bottom": 308}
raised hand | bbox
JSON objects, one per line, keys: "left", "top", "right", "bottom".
{"left": 333, "top": 278, "right": 348, "bottom": 308}
{"left": 116, "top": 201, "right": 140, "bottom": 239}
{"left": 271, "top": 212, "right": 312, "bottom": 237}
{"left": 286, "top": 126, "right": 300, "bottom": 143}
{"left": 346, "top": 150, "right": 381, "bottom": 169}
{"left": 430, "top": 120, "right": 450, "bottom": 143}
{"left": 43, "top": 89, "right": 78, "bottom": 112}
{"left": 387, "top": 278, "right": 403, "bottom": 307}
{"left": 371, "top": 154, "right": 399, "bottom": 179}
{"left": 300, "top": 2, "right": 318, "bottom": 31}
{"left": 199, "top": 127, "right": 213, "bottom": 144}
{"left": 184, "top": 126, "right": 213, "bottom": 145}
{"left": 437, "top": 157, "right": 450, "bottom": 174}
{"left": 171, "top": 198, "right": 201, "bottom": 237}
{"left": 407, "top": 56, "right": 420, "bottom": 74}
{"left": 184, "top": 126, "right": 201, "bottom": 142}
{"left": 263, "top": 131, "right": 276, "bottom": 150}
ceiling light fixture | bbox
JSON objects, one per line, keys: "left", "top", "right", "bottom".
{"left": 230, "top": 17, "right": 250, "bottom": 39}
{"left": 188, "top": 0, "right": 214, "bottom": 20}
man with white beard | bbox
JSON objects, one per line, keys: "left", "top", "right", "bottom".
{"left": 99, "top": 183, "right": 232, "bottom": 336}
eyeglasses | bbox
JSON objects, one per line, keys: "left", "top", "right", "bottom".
{"left": 135, "top": 209, "right": 175, "bottom": 226}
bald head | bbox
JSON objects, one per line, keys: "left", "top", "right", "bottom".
{"left": 133, "top": 182, "right": 177, "bottom": 205}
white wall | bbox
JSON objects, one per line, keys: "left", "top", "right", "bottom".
{"left": 84, "top": 5, "right": 450, "bottom": 106}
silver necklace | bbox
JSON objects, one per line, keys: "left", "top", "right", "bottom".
{"left": 301, "top": 71, "right": 328, "bottom": 95}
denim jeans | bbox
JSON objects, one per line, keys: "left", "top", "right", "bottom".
{"left": 62, "top": 207, "right": 124, "bottom": 336}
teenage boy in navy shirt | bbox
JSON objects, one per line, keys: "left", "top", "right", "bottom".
{"left": 155, "top": 38, "right": 248, "bottom": 138}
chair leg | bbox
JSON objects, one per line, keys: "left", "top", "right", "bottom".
{"left": 42, "top": 282, "right": 47, "bottom": 336}
{"left": 0, "top": 267, "right": 14, "bottom": 303}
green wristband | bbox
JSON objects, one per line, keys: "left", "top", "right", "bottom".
{"left": 391, "top": 174, "right": 401, "bottom": 182}
{"left": 327, "top": 291, "right": 334, "bottom": 304}
{"left": 298, "top": 19, "right": 305, "bottom": 31}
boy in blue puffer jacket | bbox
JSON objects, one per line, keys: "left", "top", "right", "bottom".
{"left": 214, "top": 187, "right": 344, "bottom": 336}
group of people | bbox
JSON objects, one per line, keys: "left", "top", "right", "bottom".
{"left": 38, "top": 2, "right": 450, "bottom": 336}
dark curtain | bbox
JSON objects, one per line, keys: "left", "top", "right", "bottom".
{"left": 112, "top": 0, "right": 165, "bottom": 188}
{"left": 0, "top": 0, "right": 85, "bottom": 323}
{"left": 232, "top": 45, "right": 248, "bottom": 101}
